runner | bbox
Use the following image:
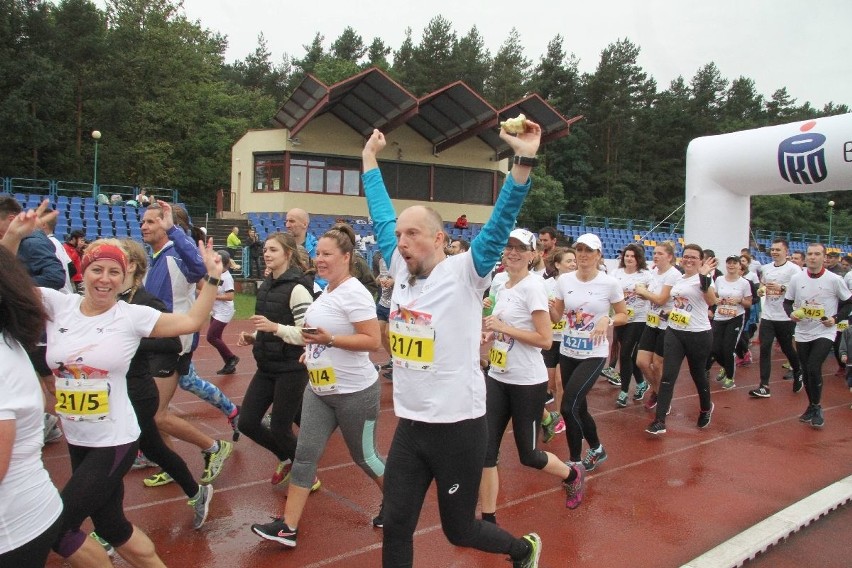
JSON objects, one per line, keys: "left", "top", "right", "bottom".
{"left": 708, "top": 255, "right": 753, "bottom": 389}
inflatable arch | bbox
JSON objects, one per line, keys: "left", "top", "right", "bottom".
{"left": 684, "top": 113, "right": 852, "bottom": 256}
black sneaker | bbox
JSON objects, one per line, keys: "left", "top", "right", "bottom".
{"left": 697, "top": 403, "right": 714, "bottom": 428}
{"left": 748, "top": 385, "right": 771, "bottom": 398}
{"left": 217, "top": 356, "right": 240, "bottom": 375}
{"left": 798, "top": 404, "right": 817, "bottom": 424}
{"left": 810, "top": 406, "right": 824, "bottom": 428}
{"left": 251, "top": 517, "right": 297, "bottom": 547}
{"left": 792, "top": 374, "right": 803, "bottom": 393}
{"left": 645, "top": 420, "right": 667, "bottom": 435}
{"left": 372, "top": 503, "right": 384, "bottom": 528}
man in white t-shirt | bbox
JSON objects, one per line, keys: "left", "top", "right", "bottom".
{"left": 363, "top": 124, "right": 549, "bottom": 567}
{"left": 785, "top": 243, "right": 852, "bottom": 427}
{"left": 749, "top": 239, "right": 802, "bottom": 399}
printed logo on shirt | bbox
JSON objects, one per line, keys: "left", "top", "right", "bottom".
{"left": 58, "top": 328, "right": 69, "bottom": 333}
{"left": 448, "top": 484, "right": 459, "bottom": 494}
{"left": 778, "top": 121, "right": 827, "bottom": 185}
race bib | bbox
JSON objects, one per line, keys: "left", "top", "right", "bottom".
{"left": 488, "top": 339, "right": 510, "bottom": 373}
{"left": 802, "top": 305, "right": 825, "bottom": 320}
{"left": 55, "top": 378, "right": 110, "bottom": 422}
{"left": 668, "top": 309, "right": 691, "bottom": 329}
{"left": 717, "top": 305, "right": 738, "bottom": 318}
{"left": 305, "top": 345, "right": 337, "bottom": 393}
{"left": 389, "top": 320, "right": 435, "bottom": 370}
{"left": 626, "top": 306, "right": 635, "bottom": 321}
{"left": 646, "top": 312, "right": 661, "bottom": 328}
{"left": 837, "top": 321, "right": 849, "bottom": 331}
{"left": 562, "top": 329, "right": 593, "bottom": 357}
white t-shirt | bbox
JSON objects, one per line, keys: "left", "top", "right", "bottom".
{"left": 48, "top": 234, "right": 76, "bottom": 294}
{"left": 388, "top": 250, "right": 489, "bottom": 423}
{"left": 41, "top": 288, "right": 159, "bottom": 447}
{"left": 545, "top": 277, "right": 566, "bottom": 341}
{"left": 304, "top": 277, "right": 379, "bottom": 395}
{"left": 760, "top": 261, "right": 801, "bottom": 321}
{"left": 647, "top": 266, "right": 681, "bottom": 330}
{"left": 786, "top": 269, "right": 852, "bottom": 342}
{"left": 489, "top": 271, "right": 510, "bottom": 298}
{"left": 487, "top": 273, "right": 548, "bottom": 386}
{"left": 553, "top": 271, "right": 624, "bottom": 359}
{"left": 0, "top": 334, "right": 63, "bottom": 554}
{"left": 667, "top": 274, "right": 714, "bottom": 332}
{"left": 211, "top": 270, "right": 235, "bottom": 322}
{"left": 713, "top": 276, "right": 752, "bottom": 321}
{"left": 613, "top": 268, "right": 652, "bottom": 323}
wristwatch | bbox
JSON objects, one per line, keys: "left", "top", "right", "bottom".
{"left": 513, "top": 155, "right": 539, "bottom": 167}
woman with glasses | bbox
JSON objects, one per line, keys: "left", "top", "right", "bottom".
{"left": 479, "top": 230, "right": 582, "bottom": 521}
{"left": 612, "top": 243, "right": 653, "bottom": 408}
{"left": 550, "top": 234, "right": 627, "bottom": 476}
{"left": 707, "top": 256, "right": 753, "bottom": 389}
{"left": 646, "top": 244, "right": 718, "bottom": 435}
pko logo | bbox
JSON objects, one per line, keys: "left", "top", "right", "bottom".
{"left": 778, "top": 120, "right": 827, "bottom": 184}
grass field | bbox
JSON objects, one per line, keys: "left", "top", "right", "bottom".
{"left": 234, "top": 292, "right": 256, "bottom": 320}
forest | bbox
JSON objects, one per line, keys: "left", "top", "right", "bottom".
{"left": 1, "top": 0, "right": 849, "bottom": 237}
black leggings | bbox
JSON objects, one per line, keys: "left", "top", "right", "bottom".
{"left": 710, "top": 315, "right": 745, "bottom": 379}
{"left": 759, "top": 319, "right": 800, "bottom": 386}
{"left": 0, "top": 514, "right": 61, "bottom": 568}
{"left": 796, "top": 338, "right": 834, "bottom": 406}
{"left": 131, "top": 394, "right": 198, "bottom": 497}
{"left": 382, "top": 416, "right": 524, "bottom": 567}
{"left": 616, "top": 322, "right": 646, "bottom": 393}
{"left": 559, "top": 356, "right": 606, "bottom": 462}
{"left": 656, "top": 329, "right": 713, "bottom": 422}
{"left": 53, "top": 441, "right": 137, "bottom": 557}
{"left": 239, "top": 368, "right": 309, "bottom": 461}
{"left": 483, "top": 376, "right": 548, "bottom": 469}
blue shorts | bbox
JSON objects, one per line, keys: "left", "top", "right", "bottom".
{"left": 376, "top": 303, "right": 390, "bottom": 322}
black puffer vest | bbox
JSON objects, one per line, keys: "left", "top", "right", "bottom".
{"left": 253, "top": 266, "right": 313, "bottom": 373}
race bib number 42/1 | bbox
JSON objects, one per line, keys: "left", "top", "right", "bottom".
{"left": 55, "top": 379, "right": 110, "bottom": 421}
{"left": 562, "top": 330, "right": 593, "bottom": 356}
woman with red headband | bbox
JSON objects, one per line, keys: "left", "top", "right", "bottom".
{"left": 9, "top": 202, "right": 223, "bottom": 567}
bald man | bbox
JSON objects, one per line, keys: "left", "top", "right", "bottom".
{"left": 364, "top": 125, "right": 558, "bottom": 567}
{"left": 285, "top": 208, "right": 318, "bottom": 258}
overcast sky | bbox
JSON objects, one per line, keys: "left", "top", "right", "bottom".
{"left": 117, "top": 0, "right": 852, "bottom": 108}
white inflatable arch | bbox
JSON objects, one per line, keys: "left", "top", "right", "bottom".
{"left": 684, "top": 113, "right": 852, "bottom": 256}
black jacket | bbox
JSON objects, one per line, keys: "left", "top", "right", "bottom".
{"left": 253, "top": 267, "right": 313, "bottom": 373}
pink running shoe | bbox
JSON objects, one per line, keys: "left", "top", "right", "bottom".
{"left": 563, "top": 464, "right": 586, "bottom": 509}
{"left": 553, "top": 416, "right": 566, "bottom": 435}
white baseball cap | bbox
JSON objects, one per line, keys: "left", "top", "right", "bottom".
{"left": 575, "top": 233, "right": 603, "bottom": 251}
{"left": 508, "top": 228, "right": 537, "bottom": 250}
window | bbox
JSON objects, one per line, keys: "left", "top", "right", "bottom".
{"left": 288, "top": 154, "right": 362, "bottom": 195}
{"left": 433, "top": 166, "right": 495, "bottom": 205}
{"left": 253, "top": 153, "right": 285, "bottom": 192}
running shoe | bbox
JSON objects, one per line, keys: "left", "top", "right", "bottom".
{"left": 545, "top": 391, "right": 555, "bottom": 405}
{"left": 716, "top": 368, "right": 727, "bottom": 382}
{"left": 271, "top": 460, "right": 292, "bottom": 485}
{"left": 228, "top": 405, "right": 240, "bottom": 442}
{"left": 513, "top": 533, "right": 542, "bottom": 568}
{"left": 781, "top": 361, "right": 792, "bottom": 370}
{"left": 783, "top": 369, "right": 794, "bottom": 380}
{"left": 541, "top": 411, "right": 561, "bottom": 443}
{"left": 201, "top": 440, "right": 233, "bottom": 485}
{"left": 143, "top": 471, "right": 174, "bottom": 487}
{"left": 216, "top": 356, "right": 239, "bottom": 375}
{"left": 810, "top": 406, "right": 825, "bottom": 428}
{"left": 799, "top": 404, "right": 818, "bottom": 424}
{"left": 793, "top": 374, "right": 804, "bottom": 393}
{"left": 251, "top": 517, "right": 297, "bottom": 547}
{"left": 581, "top": 446, "right": 608, "bottom": 471}
{"left": 644, "top": 391, "right": 658, "bottom": 410}
{"left": 737, "top": 352, "right": 753, "bottom": 366}
{"left": 633, "top": 381, "right": 650, "bottom": 401}
{"left": 44, "top": 413, "right": 63, "bottom": 444}
{"left": 553, "top": 416, "right": 565, "bottom": 434}
{"left": 90, "top": 532, "right": 115, "bottom": 557}
{"left": 722, "top": 377, "right": 735, "bottom": 390}
{"left": 310, "top": 476, "right": 321, "bottom": 492}
{"left": 562, "top": 465, "right": 586, "bottom": 509}
{"left": 602, "top": 367, "right": 621, "bottom": 386}
{"left": 616, "top": 391, "right": 628, "bottom": 408}
{"left": 372, "top": 503, "right": 384, "bottom": 528}
{"left": 748, "top": 385, "right": 771, "bottom": 398}
{"left": 697, "top": 403, "right": 714, "bottom": 428}
{"left": 132, "top": 451, "right": 158, "bottom": 470}
{"left": 645, "top": 420, "right": 667, "bottom": 435}
{"left": 188, "top": 484, "right": 213, "bottom": 530}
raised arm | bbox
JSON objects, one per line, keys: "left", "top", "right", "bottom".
{"left": 362, "top": 130, "right": 398, "bottom": 265}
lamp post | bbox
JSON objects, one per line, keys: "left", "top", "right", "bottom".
{"left": 91, "top": 130, "right": 102, "bottom": 199}
{"left": 828, "top": 200, "right": 835, "bottom": 247}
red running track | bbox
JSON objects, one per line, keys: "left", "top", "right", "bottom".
{"left": 44, "top": 321, "right": 852, "bottom": 567}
